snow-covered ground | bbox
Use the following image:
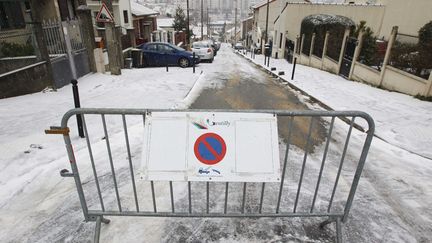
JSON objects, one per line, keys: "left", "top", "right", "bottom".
{"left": 1, "top": 45, "right": 431, "bottom": 242}
{"left": 239, "top": 51, "right": 432, "bottom": 241}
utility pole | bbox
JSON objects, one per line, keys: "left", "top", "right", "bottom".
{"left": 207, "top": 0, "right": 210, "bottom": 39}
{"left": 186, "top": 0, "right": 190, "bottom": 45}
{"left": 265, "top": 0, "right": 270, "bottom": 43}
{"left": 201, "top": 0, "right": 204, "bottom": 40}
{"left": 76, "top": 0, "right": 97, "bottom": 72}
{"left": 234, "top": 0, "right": 237, "bottom": 44}
{"left": 102, "top": 0, "right": 122, "bottom": 75}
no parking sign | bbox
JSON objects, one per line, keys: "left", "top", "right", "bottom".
{"left": 140, "top": 112, "right": 281, "bottom": 182}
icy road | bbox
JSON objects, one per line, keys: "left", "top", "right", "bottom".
{"left": 0, "top": 44, "right": 431, "bottom": 242}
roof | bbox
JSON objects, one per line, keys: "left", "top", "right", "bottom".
{"left": 252, "top": 0, "right": 278, "bottom": 9}
{"left": 157, "top": 18, "right": 174, "bottom": 28}
{"left": 130, "top": 1, "right": 159, "bottom": 17}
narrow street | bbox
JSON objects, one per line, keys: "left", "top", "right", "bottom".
{"left": 192, "top": 44, "right": 326, "bottom": 151}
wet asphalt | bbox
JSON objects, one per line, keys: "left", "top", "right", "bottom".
{"left": 190, "top": 44, "right": 326, "bottom": 151}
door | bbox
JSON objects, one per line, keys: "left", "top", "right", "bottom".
{"left": 158, "top": 44, "right": 177, "bottom": 66}
{"left": 339, "top": 37, "right": 356, "bottom": 78}
{"left": 143, "top": 43, "right": 159, "bottom": 66}
{"left": 284, "top": 38, "right": 295, "bottom": 63}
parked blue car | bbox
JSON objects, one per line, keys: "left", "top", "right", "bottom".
{"left": 139, "top": 42, "right": 200, "bottom": 68}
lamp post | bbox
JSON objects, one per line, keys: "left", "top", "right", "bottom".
{"left": 201, "top": 0, "right": 204, "bottom": 40}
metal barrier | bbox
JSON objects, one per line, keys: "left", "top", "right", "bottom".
{"left": 46, "top": 108, "right": 374, "bottom": 242}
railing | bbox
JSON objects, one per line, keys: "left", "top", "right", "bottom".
{"left": 46, "top": 108, "right": 375, "bottom": 243}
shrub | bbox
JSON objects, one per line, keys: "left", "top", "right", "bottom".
{"left": 0, "top": 42, "right": 34, "bottom": 57}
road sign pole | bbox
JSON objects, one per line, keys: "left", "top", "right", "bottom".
{"left": 292, "top": 57, "right": 297, "bottom": 80}
{"left": 99, "top": 1, "right": 122, "bottom": 75}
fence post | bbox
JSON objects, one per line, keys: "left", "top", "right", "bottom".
{"left": 337, "top": 28, "right": 351, "bottom": 75}
{"left": 424, "top": 71, "right": 432, "bottom": 97}
{"left": 378, "top": 26, "right": 398, "bottom": 87}
{"left": 71, "top": 79, "right": 84, "bottom": 138}
{"left": 309, "top": 33, "right": 316, "bottom": 65}
{"left": 348, "top": 29, "right": 364, "bottom": 80}
{"left": 62, "top": 22, "right": 78, "bottom": 79}
{"left": 321, "top": 31, "right": 330, "bottom": 69}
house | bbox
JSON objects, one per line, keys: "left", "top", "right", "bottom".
{"left": 130, "top": 1, "right": 159, "bottom": 45}
{"left": 252, "top": 0, "right": 304, "bottom": 49}
{"left": 264, "top": 0, "right": 432, "bottom": 97}
{"left": 155, "top": 18, "right": 175, "bottom": 43}
{"left": 241, "top": 16, "right": 254, "bottom": 48}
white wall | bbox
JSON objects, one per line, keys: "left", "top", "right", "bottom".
{"left": 377, "top": 0, "right": 432, "bottom": 37}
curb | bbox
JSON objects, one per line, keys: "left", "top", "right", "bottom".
{"left": 173, "top": 70, "right": 205, "bottom": 109}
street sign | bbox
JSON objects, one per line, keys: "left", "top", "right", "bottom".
{"left": 194, "top": 133, "right": 227, "bottom": 165}
{"left": 140, "top": 112, "right": 281, "bottom": 182}
{"left": 96, "top": 3, "right": 114, "bottom": 23}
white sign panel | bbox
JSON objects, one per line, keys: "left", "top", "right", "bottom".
{"left": 140, "top": 112, "right": 280, "bottom": 182}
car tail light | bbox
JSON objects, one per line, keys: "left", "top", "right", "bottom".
{"left": 207, "top": 48, "right": 212, "bottom": 53}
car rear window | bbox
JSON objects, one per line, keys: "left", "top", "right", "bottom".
{"left": 193, "top": 42, "right": 208, "bottom": 48}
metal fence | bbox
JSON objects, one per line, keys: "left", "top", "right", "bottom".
{"left": 46, "top": 108, "right": 375, "bottom": 243}
{"left": 389, "top": 33, "right": 431, "bottom": 80}
{"left": 42, "top": 19, "right": 85, "bottom": 55}
{"left": 42, "top": 19, "right": 67, "bottom": 55}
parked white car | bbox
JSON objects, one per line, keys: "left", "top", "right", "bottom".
{"left": 191, "top": 41, "right": 214, "bottom": 63}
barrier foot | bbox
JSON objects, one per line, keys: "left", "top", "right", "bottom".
{"left": 94, "top": 216, "right": 102, "bottom": 243}
{"left": 319, "top": 218, "right": 333, "bottom": 229}
{"left": 319, "top": 218, "right": 344, "bottom": 243}
{"left": 101, "top": 216, "right": 110, "bottom": 224}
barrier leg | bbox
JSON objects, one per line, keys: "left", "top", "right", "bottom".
{"left": 336, "top": 218, "right": 343, "bottom": 243}
{"left": 93, "top": 216, "right": 110, "bottom": 243}
{"left": 94, "top": 216, "right": 102, "bottom": 243}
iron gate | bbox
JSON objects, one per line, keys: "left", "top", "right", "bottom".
{"left": 339, "top": 37, "right": 357, "bottom": 78}
{"left": 46, "top": 108, "right": 374, "bottom": 242}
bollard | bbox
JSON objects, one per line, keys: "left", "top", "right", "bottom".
{"left": 166, "top": 64, "right": 169, "bottom": 72}
{"left": 71, "top": 79, "right": 84, "bottom": 138}
{"left": 291, "top": 57, "right": 297, "bottom": 80}
{"left": 193, "top": 52, "right": 196, "bottom": 74}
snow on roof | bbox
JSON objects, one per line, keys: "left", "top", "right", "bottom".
{"left": 130, "top": 1, "right": 159, "bottom": 17}
{"left": 157, "top": 18, "right": 174, "bottom": 28}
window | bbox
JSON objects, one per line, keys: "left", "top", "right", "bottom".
{"left": 123, "top": 10, "right": 128, "bottom": 24}
{"left": 158, "top": 44, "right": 174, "bottom": 53}
{"left": 146, "top": 44, "right": 158, "bottom": 51}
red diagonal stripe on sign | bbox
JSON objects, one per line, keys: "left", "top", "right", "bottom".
{"left": 202, "top": 139, "right": 223, "bottom": 162}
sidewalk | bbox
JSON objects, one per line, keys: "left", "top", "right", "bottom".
{"left": 240, "top": 52, "right": 432, "bottom": 159}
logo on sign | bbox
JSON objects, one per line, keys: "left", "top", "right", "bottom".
{"left": 194, "top": 133, "right": 227, "bottom": 165}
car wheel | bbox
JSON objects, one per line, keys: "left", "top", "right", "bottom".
{"left": 179, "top": 58, "right": 189, "bottom": 68}
{"left": 209, "top": 58, "right": 214, "bottom": 63}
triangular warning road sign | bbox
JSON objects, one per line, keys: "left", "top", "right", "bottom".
{"left": 96, "top": 3, "right": 114, "bottom": 23}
